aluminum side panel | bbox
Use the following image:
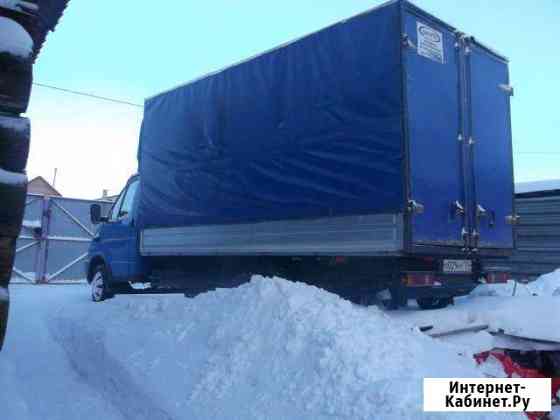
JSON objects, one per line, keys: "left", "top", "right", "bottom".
{"left": 140, "top": 214, "right": 403, "bottom": 256}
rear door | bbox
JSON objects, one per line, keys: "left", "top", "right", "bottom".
{"left": 466, "top": 42, "right": 514, "bottom": 250}
{"left": 403, "top": 11, "right": 468, "bottom": 250}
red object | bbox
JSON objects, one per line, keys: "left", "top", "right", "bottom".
{"left": 475, "top": 351, "right": 559, "bottom": 420}
{"left": 405, "top": 273, "right": 436, "bottom": 286}
{"left": 485, "top": 272, "right": 509, "bottom": 284}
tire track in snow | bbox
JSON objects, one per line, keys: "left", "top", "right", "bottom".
{"left": 50, "top": 317, "right": 173, "bottom": 420}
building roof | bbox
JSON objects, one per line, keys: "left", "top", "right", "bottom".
{"left": 27, "top": 175, "right": 62, "bottom": 196}
{"left": 0, "top": 0, "right": 71, "bottom": 61}
{"left": 516, "top": 179, "right": 560, "bottom": 198}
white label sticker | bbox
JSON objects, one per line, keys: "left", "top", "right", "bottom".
{"left": 417, "top": 22, "right": 444, "bottom": 63}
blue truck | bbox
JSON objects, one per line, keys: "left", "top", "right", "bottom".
{"left": 86, "top": 0, "right": 516, "bottom": 309}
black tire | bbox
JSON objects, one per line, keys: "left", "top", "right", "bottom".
{"left": 0, "top": 114, "right": 30, "bottom": 173}
{"left": 90, "top": 265, "right": 114, "bottom": 302}
{"left": 0, "top": 180, "right": 27, "bottom": 237}
{"left": 416, "top": 297, "right": 452, "bottom": 310}
{"left": 0, "top": 52, "right": 33, "bottom": 115}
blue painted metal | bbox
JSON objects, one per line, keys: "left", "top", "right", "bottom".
{"left": 468, "top": 43, "right": 514, "bottom": 249}
{"left": 402, "top": 8, "right": 465, "bottom": 247}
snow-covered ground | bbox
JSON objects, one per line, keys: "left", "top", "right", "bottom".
{"left": 2, "top": 273, "right": 559, "bottom": 419}
{"left": 392, "top": 271, "right": 560, "bottom": 352}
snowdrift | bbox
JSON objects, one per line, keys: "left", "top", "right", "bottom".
{"left": 48, "top": 277, "right": 516, "bottom": 420}
{"left": 471, "top": 270, "right": 560, "bottom": 298}
{"left": 395, "top": 270, "right": 560, "bottom": 349}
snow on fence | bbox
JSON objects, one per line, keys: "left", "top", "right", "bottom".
{"left": 12, "top": 194, "right": 112, "bottom": 283}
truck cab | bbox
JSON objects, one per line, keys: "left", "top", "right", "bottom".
{"left": 86, "top": 175, "right": 142, "bottom": 301}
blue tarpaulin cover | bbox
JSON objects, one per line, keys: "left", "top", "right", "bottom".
{"left": 137, "top": 1, "right": 404, "bottom": 229}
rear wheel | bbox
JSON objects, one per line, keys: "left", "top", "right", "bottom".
{"left": 416, "top": 297, "right": 452, "bottom": 310}
{"left": 91, "top": 265, "right": 114, "bottom": 302}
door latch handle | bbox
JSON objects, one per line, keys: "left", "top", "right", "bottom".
{"left": 452, "top": 201, "right": 465, "bottom": 218}
{"left": 408, "top": 200, "right": 424, "bottom": 215}
{"left": 506, "top": 214, "right": 520, "bottom": 225}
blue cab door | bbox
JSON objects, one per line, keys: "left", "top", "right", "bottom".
{"left": 100, "top": 178, "right": 139, "bottom": 280}
{"left": 467, "top": 42, "right": 514, "bottom": 250}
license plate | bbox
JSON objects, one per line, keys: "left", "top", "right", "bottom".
{"left": 442, "top": 259, "right": 472, "bottom": 274}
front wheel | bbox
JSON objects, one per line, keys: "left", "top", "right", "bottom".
{"left": 416, "top": 297, "right": 452, "bottom": 310}
{"left": 91, "top": 265, "right": 113, "bottom": 302}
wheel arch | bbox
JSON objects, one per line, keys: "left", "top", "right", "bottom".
{"left": 87, "top": 255, "right": 107, "bottom": 284}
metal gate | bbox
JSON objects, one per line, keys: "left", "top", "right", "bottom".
{"left": 12, "top": 194, "right": 112, "bottom": 283}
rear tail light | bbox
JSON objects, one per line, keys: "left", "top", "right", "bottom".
{"left": 404, "top": 273, "right": 436, "bottom": 286}
{"left": 485, "top": 272, "right": 509, "bottom": 284}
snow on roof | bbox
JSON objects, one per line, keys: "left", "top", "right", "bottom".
{"left": 0, "top": 168, "right": 27, "bottom": 185}
{"left": 515, "top": 179, "right": 560, "bottom": 195}
{"left": 22, "top": 219, "right": 41, "bottom": 229}
{"left": 0, "top": 0, "right": 21, "bottom": 11}
{"left": 0, "top": 16, "right": 33, "bottom": 58}
{"left": 0, "top": 114, "right": 29, "bottom": 133}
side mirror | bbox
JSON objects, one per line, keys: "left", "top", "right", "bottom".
{"left": 90, "top": 204, "right": 103, "bottom": 225}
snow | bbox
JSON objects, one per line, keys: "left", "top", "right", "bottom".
{"left": 0, "top": 167, "right": 27, "bottom": 185}
{"left": 526, "top": 269, "right": 560, "bottom": 296}
{"left": 22, "top": 219, "right": 41, "bottom": 229}
{"left": 0, "top": 0, "right": 22, "bottom": 11}
{"left": 0, "top": 278, "right": 520, "bottom": 420}
{"left": 394, "top": 270, "right": 560, "bottom": 348}
{"left": 516, "top": 179, "right": 560, "bottom": 194}
{"left": 470, "top": 270, "right": 560, "bottom": 298}
{"left": 0, "top": 114, "right": 29, "bottom": 133}
{"left": 0, "top": 16, "right": 33, "bottom": 58}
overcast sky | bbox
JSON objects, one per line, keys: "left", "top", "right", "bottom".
{"left": 27, "top": 0, "right": 560, "bottom": 198}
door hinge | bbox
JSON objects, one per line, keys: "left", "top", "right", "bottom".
{"left": 402, "top": 34, "right": 416, "bottom": 49}
{"left": 499, "top": 84, "right": 514, "bottom": 96}
{"left": 471, "top": 229, "right": 480, "bottom": 253}
{"left": 461, "top": 227, "right": 469, "bottom": 252}
{"left": 476, "top": 204, "right": 487, "bottom": 218}
{"left": 505, "top": 214, "right": 520, "bottom": 225}
{"left": 408, "top": 200, "right": 424, "bottom": 215}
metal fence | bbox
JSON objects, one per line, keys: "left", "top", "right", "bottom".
{"left": 12, "top": 194, "right": 112, "bottom": 283}
{"left": 506, "top": 194, "right": 560, "bottom": 280}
